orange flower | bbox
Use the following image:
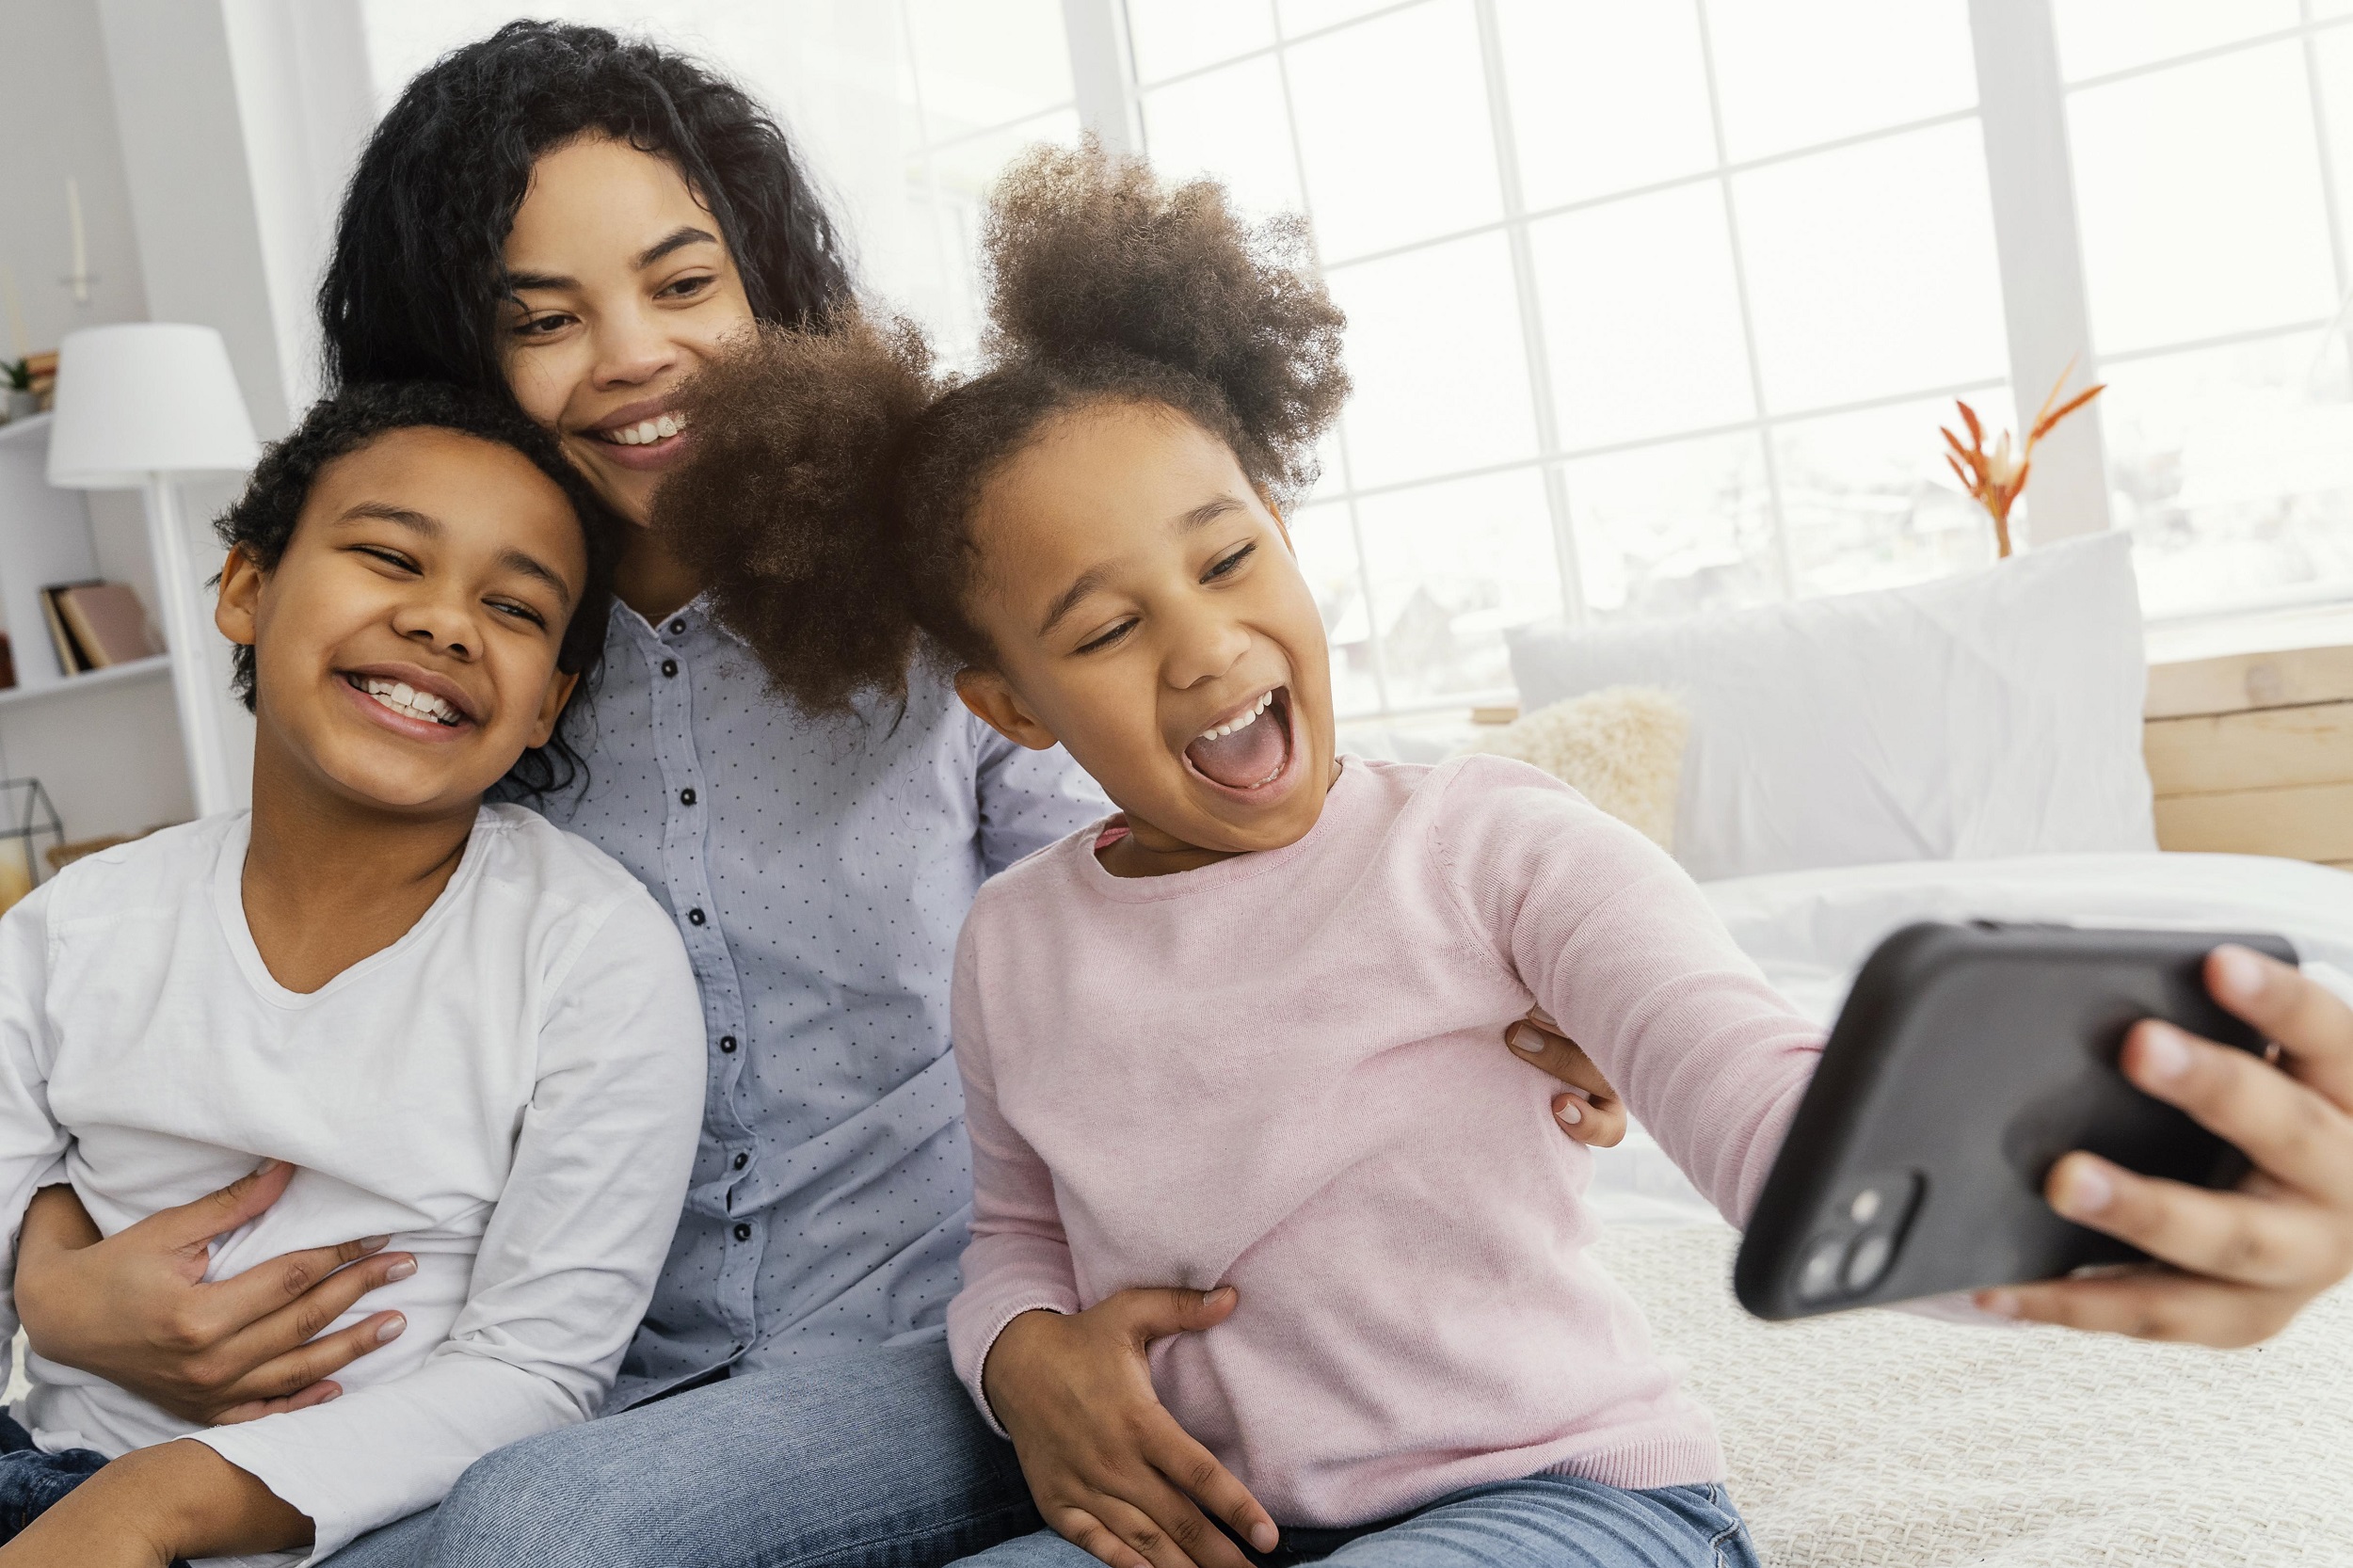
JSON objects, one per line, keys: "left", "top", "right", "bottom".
{"left": 1941, "top": 362, "right": 2105, "bottom": 557}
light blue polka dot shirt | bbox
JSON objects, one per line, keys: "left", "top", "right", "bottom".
{"left": 521, "top": 598, "right": 1105, "bottom": 1406}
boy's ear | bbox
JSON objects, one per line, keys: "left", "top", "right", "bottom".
{"left": 954, "top": 667, "right": 1059, "bottom": 752}
{"left": 214, "top": 546, "right": 263, "bottom": 648}
{"left": 526, "top": 668, "right": 582, "bottom": 751}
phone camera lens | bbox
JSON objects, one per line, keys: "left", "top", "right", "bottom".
{"left": 1849, "top": 1188, "right": 1882, "bottom": 1224}
{"left": 1799, "top": 1237, "right": 1848, "bottom": 1301}
{"left": 1843, "top": 1232, "right": 1894, "bottom": 1293}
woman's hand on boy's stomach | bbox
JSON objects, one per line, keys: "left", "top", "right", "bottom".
{"left": 1977, "top": 946, "right": 2353, "bottom": 1346}
{"left": 13, "top": 1160, "right": 412, "bottom": 1425}
{"left": 984, "top": 1288, "right": 1279, "bottom": 1568}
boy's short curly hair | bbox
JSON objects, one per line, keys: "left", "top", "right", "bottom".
{"left": 215, "top": 380, "right": 623, "bottom": 795}
{"left": 656, "top": 139, "right": 1350, "bottom": 716}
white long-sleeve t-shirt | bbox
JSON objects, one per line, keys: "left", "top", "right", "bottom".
{"left": 0, "top": 805, "right": 705, "bottom": 1564}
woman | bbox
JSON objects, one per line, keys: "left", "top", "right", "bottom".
{"left": 16, "top": 22, "right": 2353, "bottom": 1568}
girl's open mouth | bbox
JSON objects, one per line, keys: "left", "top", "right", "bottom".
{"left": 1183, "top": 686, "right": 1295, "bottom": 794}
{"left": 342, "top": 672, "right": 472, "bottom": 735}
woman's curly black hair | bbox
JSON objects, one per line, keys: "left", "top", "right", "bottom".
{"left": 320, "top": 19, "right": 852, "bottom": 392}
{"left": 656, "top": 139, "right": 1351, "bottom": 716}
{"left": 215, "top": 381, "right": 623, "bottom": 796}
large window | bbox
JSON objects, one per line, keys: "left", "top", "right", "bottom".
{"left": 357, "top": 1, "right": 2353, "bottom": 721}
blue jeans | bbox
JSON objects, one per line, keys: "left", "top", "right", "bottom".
{"left": 331, "top": 1333, "right": 1038, "bottom": 1567}
{"left": 956, "top": 1477, "right": 1760, "bottom": 1568}
{"left": 0, "top": 1413, "right": 111, "bottom": 1543}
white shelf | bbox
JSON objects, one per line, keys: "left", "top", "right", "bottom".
{"left": 0, "top": 654, "right": 171, "bottom": 712}
{"left": 0, "top": 413, "right": 53, "bottom": 450}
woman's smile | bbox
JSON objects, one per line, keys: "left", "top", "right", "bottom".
{"left": 580, "top": 397, "right": 695, "bottom": 472}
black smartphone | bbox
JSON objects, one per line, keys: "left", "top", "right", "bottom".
{"left": 1733, "top": 920, "right": 2296, "bottom": 1320}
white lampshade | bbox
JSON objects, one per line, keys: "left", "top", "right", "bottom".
{"left": 45, "top": 323, "right": 260, "bottom": 489}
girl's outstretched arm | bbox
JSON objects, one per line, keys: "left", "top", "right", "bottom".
{"left": 1977, "top": 945, "right": 2353, "bottom": 1346}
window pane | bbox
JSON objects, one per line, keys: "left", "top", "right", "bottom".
{"left": 1278, "top": 0, "right": 1404, "bottom": 35}
{"left": 1734, "top": 120, "right": 2006, "bottom": 413}
{"left": 2102, "top": 332, "right": 2353, "bottom": 616}
{"left": 2305, "top": 28, "right": 2353, "bottom": 289}
{"left": 1497, "top": 0, "right": 1716, "bottom": 211}
{"left": 1325, "top": 232, "right": 1538, "bottom": 488}
{"left": 1354, "top": 468, "right": 1561, "bottom": 704}
{"left": 2071, "top": 46, "right": 2339, "bottom": 357}
{"left": 1531, "top": 183, "right": 1754, "bottom": 450}
{"left": 1774, "top": 392, "right": 2015, "bottom": 600}
{"left": 1291, "top": 501, "right": 1387, "bottom": 716}
{"left": 2052, "top": 0, "right": 2303, "bottom": 83}
{"left": 1704, "top": 0, "right": 1977, "bottom": 163}
{"left": 1284, "top": 0, "right": 1502, "bottom": 260}
{"left": 1141, "top": 56, "right": 1305, "bottom": 217}
{"left": 1565, "top": 433, "right": 1779, "bottom": 620}
{"left": 916, "top": 111, "right": 1085, "bottom": 357}
{"left": 1127, "top": 0, "right": 1276, "bottom": 84}
{"left": 904, "top": 0, "right": 1073, "bottom": 141}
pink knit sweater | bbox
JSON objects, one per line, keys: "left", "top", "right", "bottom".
{"left": 946, "top": 756, "right": 1823, "bottom": 1528}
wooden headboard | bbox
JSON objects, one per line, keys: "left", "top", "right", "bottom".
{"left": 2144, "top": 644, "right": 2353, "bottom": 870}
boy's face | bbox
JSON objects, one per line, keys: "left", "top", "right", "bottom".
{"left": 216, "top": 427, "right": 588, "bottom": 816}
{"left": 955, "top": 400, "right": 1338, "bottom": 858}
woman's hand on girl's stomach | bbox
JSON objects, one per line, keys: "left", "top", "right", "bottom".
{"left": 1977, "top": 945, "right": 2353, "bottom": 1346}
{"left": 1505, "top": 1009, "right": 1629, "bottom": 1147}
{"left": 982, "top": 1288, "right": 1279, "bottom": 1568}
{"left": 12, "top": 1160, "right": 412, "bottom": 1425}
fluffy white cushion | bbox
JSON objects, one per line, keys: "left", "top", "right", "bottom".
{"left": 1506, "top": 532, "right": 2157, "bottom": 882}
{"left": 1598, "top": 1224, "right": 2353, "bottom": 1567}
{"left": 1454, "top": 686, "right": 1690, "bottom": 851}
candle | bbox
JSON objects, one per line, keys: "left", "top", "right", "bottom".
{"left": 66, "top": 176, "right": 88, "bottom": 305}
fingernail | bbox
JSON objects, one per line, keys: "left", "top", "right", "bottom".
{"left": 319, "top": 1384, "right": 343, "bottom": 1402}
{"left": 2140, "top": 1023, "right": 2192, "bottom": 1081}
{"left": 1250, "top": 1524, "right": 1279, "bottom": 1552}
{"left": 1554, "top": 1096, "right": 1584, "bottom": 1127}
{"left": 376, "top": 1314, "right": 407, "bottom": 1344}
{"left": 359, "top": 1235, "right": 392, "bottom": 1254}
{"left": 2055, "top": 1160, "right": 2114, "bottom": 1218}
{"left": 1203, "top": 1287, "right": 1232, "bottom": 1306}
{"left": 385, "top": 1256, "right": 417, "bottom": 1282}
{"left": 1976, "top": 1288, "right": 2020, "bottom": 1319}
{"left": 1506, "top": 1025, "right": 1538, "bottom": 1054}
{"left": 2213, "top": 944, "right": 2265, "bottom": 1001}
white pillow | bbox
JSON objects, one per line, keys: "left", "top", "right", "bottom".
{"left": 1505, "top": 532, "right": 2157, "bottom": 882}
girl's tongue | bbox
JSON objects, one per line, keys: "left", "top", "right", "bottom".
{"left": 1185, "top": 696, "right": 1289, "bottom": 790}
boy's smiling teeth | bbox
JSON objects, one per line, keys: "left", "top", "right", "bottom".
{"left": 1197, "top": 689, "right": 1274, "bottom": 742}
{"left": 600, "top": 410, "right": 689, "bottom": 446}
{"left": 350, "top": 675, "right": 462, "bottom": 728}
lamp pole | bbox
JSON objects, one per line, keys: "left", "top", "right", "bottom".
{"left": 143, "top": 474, "right": 234, "bottom": 816}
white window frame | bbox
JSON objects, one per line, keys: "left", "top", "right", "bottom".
{"left": 1060, "top": 0, "right": 2353, "bottom": 718}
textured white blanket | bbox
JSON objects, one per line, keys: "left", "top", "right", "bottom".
{"left": 1596, "top": 1224, "right": 2353, "bottom": 1566}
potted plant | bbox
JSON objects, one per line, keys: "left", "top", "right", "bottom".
{"left": 1941, "top": 363, "right": 2105, "bottom": 557}
{"left": 2, "top": 359, "right": 35, "bottom": 424}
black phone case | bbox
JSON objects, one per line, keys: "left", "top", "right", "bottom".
{"left": 1733, "top": 920, "right": 2296, "bottom": 1320}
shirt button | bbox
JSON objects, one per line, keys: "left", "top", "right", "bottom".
{"left": 669, "top": 618, "right": 686, "bottom": 634}
{"left": 661, "top": 658, "right": 679, "bottom": 678}
{"left": 680, "top": 787, "right": 697, "bottom": 807}
{"left": 732, "top": 1151, "right": 748, "bottom": 1171}
{"left": 733, "top": 1223, "right": 752, "bottom": 1242}
{"left": 686, "top": 907, "right": 707, "bottom": 926}
{"left": 719, "top": 1035, "right": 738, "bottom": 1054}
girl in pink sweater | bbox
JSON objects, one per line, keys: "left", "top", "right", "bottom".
{"left": 663, "top": 144, "right": 1815, "bottom": 1568}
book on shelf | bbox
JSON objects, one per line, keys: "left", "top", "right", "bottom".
{"left": 40, "top": 581, "right": 164, "bottom": 674}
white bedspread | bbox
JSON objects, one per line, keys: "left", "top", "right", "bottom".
{"left": 1590, "top": 853, "right": 2353, "bottom": 1563}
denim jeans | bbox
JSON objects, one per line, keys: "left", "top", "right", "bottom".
{"left": 955, "top": 1476, "right": 1761, "bottom": 1568}
{"left": 330, "top": 1332, "right": 1039, "bottom": 1568}
{"left": 0, "top": 1413, "right": 110, "bottom": 1543}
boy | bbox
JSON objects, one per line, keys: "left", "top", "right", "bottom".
{"left": 0, "top": 383, "right": 703, "bottom": 1566}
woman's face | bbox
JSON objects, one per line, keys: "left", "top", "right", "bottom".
{"left": 500, "top": 135, "right": 756, "bottom": 525}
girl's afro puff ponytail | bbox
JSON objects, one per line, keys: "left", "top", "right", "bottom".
{"left": 982, "top": 140, "right": 1349, "bottom": 503}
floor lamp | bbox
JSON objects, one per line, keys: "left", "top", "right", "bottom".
{"left": 45, "top": 324, "right": 259, "bottom": 818}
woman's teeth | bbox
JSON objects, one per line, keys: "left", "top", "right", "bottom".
{"left": 353, "top": 676, "right": 461, "bottom": 728}
{"left": 602, "top": 410, "right": 689, "bottom": 446}
{"left": 1198, "top": 690, "right": 1275, "bottom": 743}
